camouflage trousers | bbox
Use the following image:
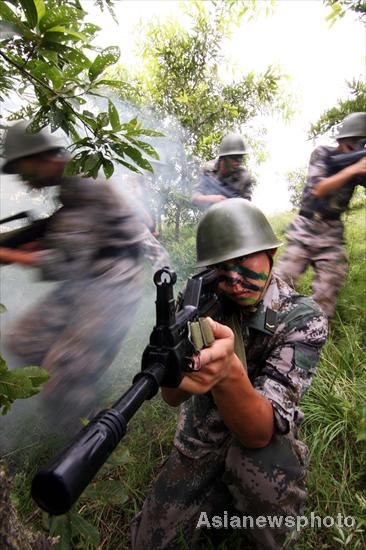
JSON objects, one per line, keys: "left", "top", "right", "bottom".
{"left": 4, "top": 275, "right": 142, "bottom": 431}
{"left": 131, "top": 433, "right": 307, "bottom": 550}
{"left": 274, "top": 215, "right": 348, "bottom": 317}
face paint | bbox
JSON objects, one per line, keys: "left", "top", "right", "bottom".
{"left": 222, "top": 155, "right": 243, "bottom": 174}
{"left": 216, "top": 252, "right": 271, "bottom": 306}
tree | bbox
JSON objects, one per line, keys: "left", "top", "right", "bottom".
{"left": 129, "top": 0, "right": 287, "bottom": 160}
{"left": 0, "top": 0, "right": 160, "bottom": 178}
{"left": 285, "top": 166, "right": 307, "bottom": 209}
{"left": 111, "top": 0, "right": 289, "bottom": 238}
{"left": 309, "top": 80, "right": 366, "bottom": 139}
{"left": 324, "top": 0, "right": 366, "bottom": 25}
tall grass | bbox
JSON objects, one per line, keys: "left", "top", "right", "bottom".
{"left": 7, "top": 204, "right": 366, "bottom": 549}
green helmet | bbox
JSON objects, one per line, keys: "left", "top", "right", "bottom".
{"left": 2, "top": 120, "right": 66, "bottom": 174}
{"left": 335, "top": 112, "right": 366, "bottom": 140}
{"left": 218, "top": 133, "right": 247, "bottom": 157}
{"left": 196, "top": 198, "right": 282, "bottom": 267}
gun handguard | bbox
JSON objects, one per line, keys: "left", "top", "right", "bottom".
{"left": 328, "top": 143, "right": 366, "bottom": 175}
{"left": 31, "top": 267, "right": 220, "bottom": 515}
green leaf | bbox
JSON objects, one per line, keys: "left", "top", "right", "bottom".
{"left": 82, "top": 23, "right": 101, "bottom": 37}
{"left": 123, "top": 145, "right": 153, "bottom": 172}
{"left": 49, "top": 514, "right": 72, "bottom": 550}
{"left": 34, "top": 0, "right": 45, "bottom": 24}
{"left": 19, "top": 0, "right": 38, "bottom": 28}
{"left": 30, "top": 60, "right": 64, "bottom": 89}
{"left": 114, "top": 158, "right": 140, "bottom": 173}
{"left": 106, "top": 447, "right": 130, "bottom": 466}
{"left": 44, "top": 27, "right": 88, "bottom": 43}
{"left": 108, "top": 100, "right": 120, "bottom": 131}
{"left": 95, "top": 79, "right": 131, "bottom": 90}
{"left": 102, "top": 159, "right": 114, "bottom": 179}
{"left": 39, "top": 6, "right": 85, "bottom": 33}
{"left": 20, "top": 366, "right": 49, "bottom": 387}
{"left": 128, "top": 138, "right": 160, "bottom": 160}
{"left": 0, "top": 0, "right": 19, "bottom": 24}
{"left": 39, "top": 42, "right": 91, "bottom": 68}
{"left": 70, "top": 512, "right": 100, "bottom": 547}
{"left": 89, "top": 46, "right": 120, "bottom": 82}
{"left": 0, "top": 303, "right": 7, "bottom": 314}
{"left": 96, "top": 112, "right": 109, "bottom": 128}
{"left": 84, "top": 152, "right": 102, "bottom": 173}
{"left": 82, "top": 480, "right": 129, "bottom": 505}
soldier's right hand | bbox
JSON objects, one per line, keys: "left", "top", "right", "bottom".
{"left": 349, "top": 156, "right": 366, "bottom": 176}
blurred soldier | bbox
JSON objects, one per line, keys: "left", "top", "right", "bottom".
{"left": 275, "top": 112, "right": 366, "bottom": 318}
{"left": 0, "top": 120, "right": 168, "bottom": 431}
{"left": 192, "top": 133, "right": 254, "bottom": 210}
{"left": 132, "top": 199, "right": 328, "bottom": 549}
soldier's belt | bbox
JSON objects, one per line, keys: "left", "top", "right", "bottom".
{"left": 299, "top": 209, "right": 341, "bottom": 222}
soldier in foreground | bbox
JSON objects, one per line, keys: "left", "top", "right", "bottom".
{"left": 275, "top": 112, "right": 366, "bottom": 317}
{"left": 192, "top": 133, "right": 254, "bottom": 209}
{"left": 131, "top": 198, "right": 328, "bottom": 549}
{"left": 0, "top": 121, "right": 168, "bottom": 431}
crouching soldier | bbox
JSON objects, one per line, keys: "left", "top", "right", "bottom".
{"left": 192, "top": 133, "right": 254, "bottom": 210}
{"left": 131, "top": 198, "right": 328, "bottom": 549}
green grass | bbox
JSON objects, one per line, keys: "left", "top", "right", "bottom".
{"left": 6, "top": 204, "right": 366, "bottom": 549}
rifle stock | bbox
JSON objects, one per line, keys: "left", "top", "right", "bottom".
{"left": 31, "top": 267, "right": 221, "bottom": 515}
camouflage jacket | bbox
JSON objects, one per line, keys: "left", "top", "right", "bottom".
{"left": 192, "top": 158, "right": 254, "bottom": 209}
{"left": 32, "top": 176, "right": 148, "bottom": 282}
{"left": 173, "top": 274, "right": 328, "bottom": 459}
{"left": 299, "top": 145, "right": 365, "bottom": 220}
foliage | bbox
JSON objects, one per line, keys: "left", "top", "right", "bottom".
{"left": 324, "top": 0, "right": 366, "bottom": 25}
{"left": 0, "top": 302, "right": 49, "bottom": 415}
{"left": 0, "top": 0, "right": 161, "bottom": 178}
{"left": 0, "top": 355, "right": 49, "bottom": 415}
{"left": 309, "top": 79, "right": 366, "bottom": 139}
{"left": 125, "top": 0, "right": 287, "bottom": 161}
{"left": 285, "top": 165, "right": 307, "bottom": 209}
{"left": 110, "top": 0, "right": 289, "bottom": 238}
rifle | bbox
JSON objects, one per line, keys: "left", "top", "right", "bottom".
{"left": 31, "top": 267, "right": 221, "bottom": 516}
{"left": 200, "top": 173, "right": 242, "bottom": 199}
{"left": 327, "top": 139, "right": 366, "bottom": 176}
{"left": 0, "top": 210, "right": 59, "bottom": 263}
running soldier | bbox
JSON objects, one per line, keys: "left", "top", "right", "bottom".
{"left": 0, "top": 121, "right": 169, "bottom": 432}
{"left": 131, "top": 198, "right": 328, "bottom": 549}
{"left": 275, "top": 112, "right": 366, "bottom": 317}
{"left": 192, "top": 133, "right": 254, "bottom": 210}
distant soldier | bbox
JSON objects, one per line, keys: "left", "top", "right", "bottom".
{"left": 132, "top": 198, "right": 328, "bottom": 549}
{"left": 0, "top": 121, "right": 168, "bottom": 431}
{"left": 192, "top": 133, "right": 254, "bottom": 210}
{"left": 275, "top": 112, "right": 366, "bottom": 317}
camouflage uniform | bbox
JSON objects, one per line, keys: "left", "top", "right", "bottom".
{"left": 275, "top": 145, "right": 365, "bottom": 317}
{"left": 131, "top": 275, "right": 328, "bottom": 549}
{"left": 5, "top": 176, "right": 168, "bottom": 429}
{"left": 192, "top": 158, "right": 254, "bottom": 210}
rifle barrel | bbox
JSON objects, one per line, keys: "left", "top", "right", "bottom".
{"left": 31, "top": 363, "right": 165, "bottom": 515}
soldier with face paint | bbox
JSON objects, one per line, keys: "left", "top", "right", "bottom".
{"left": 192, "top": 133, "right": 254, "bottom": 210}
{"left": 131, "top": 199, "right": 328, "bottom": 550}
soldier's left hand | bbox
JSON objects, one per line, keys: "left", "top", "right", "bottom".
{"left": 0, "top": 247, "right": 39, "bottom": 265}
{"left": 179, "top": 318, "right": 242, "bottom": 394}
